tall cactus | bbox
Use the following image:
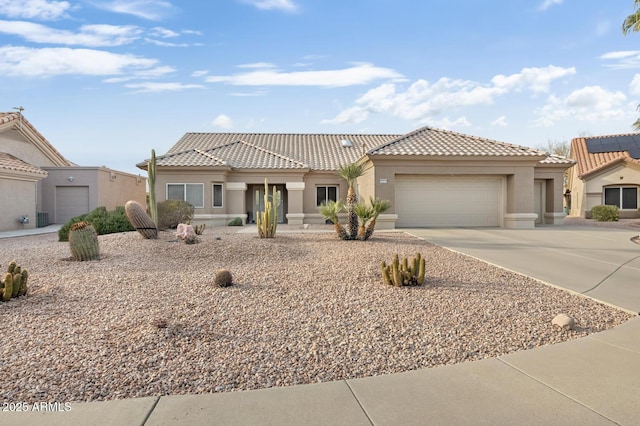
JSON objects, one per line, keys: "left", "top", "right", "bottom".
{"left": 69, "top": 221, "right": 100, "bottom": 261}
{"left": 2, "top": 272, "right": 12, "bottom": 302}
{"left": 125, "top": 200, "right": 158, "bottom": 239}
{"left": 148, "top": 149, "right": 158, "bottom": 226}
{"left": 1, "top": 261, "right": 28, "bottom": 301}
{"left": 256, "top": 178, "right": 278, "bottom": 238}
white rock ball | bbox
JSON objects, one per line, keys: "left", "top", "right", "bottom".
{"left": 552, "top": 313, "right": 576, "bottom": 330}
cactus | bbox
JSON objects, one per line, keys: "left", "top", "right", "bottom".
{"left": 256, "top": 178, "right": 279, "bottom": 238}
{"left": 2, "top": 272, "right": 12, "bottom": 302}
{"left": 381, "top": 253, "right": 425, "bottom": 287}
{"left": 125, "top": 200, "right": 158, "bottom": 239}
{"left": 214, "top": 269, "right": 233, "bottom": 287}
{"left": 193, "top": 223, "right": 206, "bottom": 235}
{"left": 148, "top": 149, "right": 158, "bottom": 226}
{"left": 1, "top": 261, "right": 29, "bottom": 301}
{"left": 69, "top": 221, "right": 100, "bottom": 261}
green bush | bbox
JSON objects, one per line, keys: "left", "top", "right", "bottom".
{"left": 58, "top": 206, "right": 134, "bottom": 241}
{"left": 590, "top": 205, "right": 619, "bottom": 222}
{"left": 227, "top": 217, "right": 244, "bottom": 226}
{"left": 157, "top": 200, "right": 194, "bottom": 230}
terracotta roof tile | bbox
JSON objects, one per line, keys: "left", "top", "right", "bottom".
{"left": 0, "top": 152, "right": 48, "bottom": 176}
{"left": 571, "top": 136, "right": 640, "bottom": 178}
{"left": 368, "top": 126, "right": 547, "bottom": 157}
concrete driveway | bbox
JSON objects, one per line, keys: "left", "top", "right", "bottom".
{"left": 407, "top": 226, "right": 640, "bottom": 314}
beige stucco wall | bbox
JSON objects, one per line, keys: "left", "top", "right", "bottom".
{"left": 581, "top": 164, "right": 640, "bottom": 218}
{"left": 0, "top": 176, "right": 38, "bottom": 231}
{"left": 41, "top": 167, "right": 146, "bottom": 223}
{"left": 0, "top": 129, "right": 59, "bottom": 167}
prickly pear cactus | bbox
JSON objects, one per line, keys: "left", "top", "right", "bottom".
{"left": 125, "top": 200, "right": 158, "bottom": 239}
{"left": 69, "top": 221, "right": 100, "bottom": 261}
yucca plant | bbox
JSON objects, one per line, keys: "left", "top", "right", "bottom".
{"left": 337, "top": 162, "right": 365, "bottom": 240}
{"left": 319, "top": 200, "right": 349, "bottom": 240}
{"left": 353, "top": 202, "right": 374, "bottom": 240}
{"left": 363, "top": 197, "right": 391, "bottom": 240}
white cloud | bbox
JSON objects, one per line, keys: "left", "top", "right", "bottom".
{"left": 532, "top": 86, "right": 628, "bottom": 127}
{"left": 192, "top": 70, "right": 208, "bottom": 77}
{"left": 237, "top": 62, "right": 277, "bottom": 69}
{"left": 322, "top": 66, "right": 575, "bottom": 126}
{"left": 491, "top": 115, "right": 508, "bottom": 127}
{"left": 630, "top": 74, "right": 640, "bottom": 96}
{"left": 539, "top": 0, "right": 562, "bottom": 11}
{"left": 0, "top": 45, "right": 158, "bottom": 77}
{"left": 149, "top": 26, "right": 179, "bottom": 38}
{"left": 103, "top": 65, "right": 175, "bottom": 82}
{"left": 205, "top": 62, "right": 404, "bottom": 87}
{"left": 601, "top": 50, "right": 640, "bottom": 69}
{"left": 125, "top": 82, "right": 205, "bottom": 93}
{"left": 95, "top": 0, "right": 177, "bottom": 21}
{"left": 241, "top": 0, "right": 298, "bottom": 12}
{"left": 0, "top": 20, "right": 142, "bottom": 46}
{"left": 0, "top": 0, "right": 70, "bottom": 20}
{"left": 212, "top": 114, "right": 234, "bottom": 129}
{"left": 144, "top": 38, "right": 191, "bottom": 47}
{"left": 491, "top": 65, "right": 576, "bottom": 93}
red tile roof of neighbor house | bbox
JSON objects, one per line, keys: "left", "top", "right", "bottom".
{"left": 0, "top": 112, "right": 74, "bottom": 167}
{"left": 144, "top": 126, "right": 571, "bottom": 171}
{"left": 571, "top": 135, "right": 640, "bottom": 178}
{"left": 0, "top": 152, "right": 48, "bottom": 176}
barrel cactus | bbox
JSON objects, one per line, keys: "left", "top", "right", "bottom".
{"left": 214, "top": 269, "right": 233, "bottom": 287}
{"left": 125, "top": 200, "right": 157, "bottom": 239}
{"left": 69, "top": 221, "right": 100, "bottom": 261}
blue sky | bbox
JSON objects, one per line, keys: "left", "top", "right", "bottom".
{"left": 2, "top": 0, "right": 640, "bottom": 175}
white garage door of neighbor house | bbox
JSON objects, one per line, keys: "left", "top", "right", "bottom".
{"left": 395, "top": 175, "right": 503, "bottom": 227}
{"left": 55, "top": 186, "right": 90, "bottom": 223}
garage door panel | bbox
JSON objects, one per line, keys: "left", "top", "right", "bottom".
{"left": 56, "top": 186, "right": 90, "bottom": 223}
{"left": 395, "top": 176, "right": 502, "bottom": 227}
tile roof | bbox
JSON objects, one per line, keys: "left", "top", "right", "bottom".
{"left": 157, "top": 133, "right": 400, "bottom": 170}
{"left": 571, "top": 135, "right": 640, "bottom": 178}
{"left": 0, "top": 152, "right": 48, "bottom": 176}
{"left": 145, "top": 127, "right": 568, "bottom": 171}
{"left": 368, "top": 126, "right": 548, "bottom": 158}
{"left": 0, "top": 112, "right": 73, "bottom": 167}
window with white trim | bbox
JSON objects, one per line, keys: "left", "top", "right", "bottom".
{"left": 167, "top": 183, "right": 204, "bottom": 208}
{"left": 316, "top": 185, "right": 338, "bottom": 206}
{"left": 212, "top": 183, "right": 223, "bottom": 208}
{"left": 604, "top": 186, "right": 638, "bottom": 210}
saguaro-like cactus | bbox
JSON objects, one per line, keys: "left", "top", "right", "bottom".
{"left": 148, "top": 149, "right": 158, "bottom": 226}
{"left": 256, "top": 178, "right": 279, "bottom": 238}
{"left": 2, "top": 272, "right": 12, "bottom": 302}
{"left": 69, "top": 221, "right": 100, "bottom": 261}
{"left": 381, "top": 253, "right": 425, "bottom": 287}
{"left": 1, "top": 261, "right": 28, "bottom": 301}
{"left": 125, "top": 200, "right": 158, "bottom": 239}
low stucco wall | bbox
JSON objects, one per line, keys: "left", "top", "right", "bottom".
{"left": 0, "top": 178, "right": 37, "bottom": 231}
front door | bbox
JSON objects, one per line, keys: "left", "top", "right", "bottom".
{"left": 534, "top": 180, "right": 545, "bottom": 225}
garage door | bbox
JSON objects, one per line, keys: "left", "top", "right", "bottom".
{"left": 55, "top": 186, "right": 90, "bottom": 223}
{"left": 395, "top": 175, "right": 503, "bottom": 227}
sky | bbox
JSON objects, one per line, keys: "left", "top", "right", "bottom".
{"left": 2, "top": 0, "right": 640, "bottom": 175}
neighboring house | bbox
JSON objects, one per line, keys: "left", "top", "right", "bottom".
{"left": 567, "top": 134, "right": 640, "bottom": 219}
{"left": 138, "top": 126, "right": 573, "bottom": 229}
{"left": 0, "top": 112, "right": 147, "bottom": 231}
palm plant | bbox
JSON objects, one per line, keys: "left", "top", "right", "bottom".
{"left": 337, "top": 162, "right": 365, "bottom": 239}
{"left": 623, "top": 0, "right": 640, "bottom": 35}
{"left": 319, "top": 200, "right": 349, "bottom": 240}
{"left": 353, "top": 202, "right": 374, "bottom": 240}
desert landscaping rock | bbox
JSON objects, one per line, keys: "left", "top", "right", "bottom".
{"left": 0, "top": 229, "right": 633, "bottom": 403}
{"left": 552, "top": 313, "right": 576, "bottom": 330}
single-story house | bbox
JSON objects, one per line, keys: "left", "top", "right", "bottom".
{"left": 0, "top": 112, "right": 147, "bottom": 231}
{"left": 567, "top": 134, "right": 640, "bottom": 218}
{"left": 138, "top": 126, "right": 573, "bottom": 229}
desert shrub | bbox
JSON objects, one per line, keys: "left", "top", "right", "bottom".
{"left": 590, "top": 205, "right": 619, "bottom": 222}
{"left": 157, "top": 200, "right": 194, "bottom": 230}
{"left": 58, "top": 206, "right": 134, "bottom": 241}
{"left": 228, "top": 217, "right": 243, "bottom": 226}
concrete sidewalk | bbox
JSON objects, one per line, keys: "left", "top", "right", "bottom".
{"left": 1, "top": 226, "right": 639, "bottom": 425}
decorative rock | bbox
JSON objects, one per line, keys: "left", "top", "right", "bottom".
{"left": 176, "top": 223, "right": 196, "bottom": 240}
{"left": 552, "top": 313, "right": 576, "bottom": 330}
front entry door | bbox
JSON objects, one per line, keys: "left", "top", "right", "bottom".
{"left": 254, "top": 185, "right": 285, "bottom": 223}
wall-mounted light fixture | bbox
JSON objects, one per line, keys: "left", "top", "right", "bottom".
{"left": 67, "top": 176, "right": 74, "bottom": 182}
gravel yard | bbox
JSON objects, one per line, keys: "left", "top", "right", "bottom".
{"left": 0, "top": 227, "right": 633, "bottom": 403}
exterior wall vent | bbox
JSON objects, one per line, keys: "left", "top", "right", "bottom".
{"left": 341, "top": 139, "right": 353, "bottom": 147}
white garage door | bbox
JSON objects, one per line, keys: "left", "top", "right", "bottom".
{"left": 56, "top": 186, "right": 90, "bottom": 223}
{"left": 395, "top": 175, "right": 503, "bottom": 227}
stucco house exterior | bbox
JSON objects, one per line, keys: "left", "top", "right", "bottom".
{"left": 0, "top": 112, "right": 147, "bottom": 231}
{"left": 567, "top": 134, "right": 640, "bottom": 219}
{"left": 138, "top": 126, "right": 572, "bottom": 229}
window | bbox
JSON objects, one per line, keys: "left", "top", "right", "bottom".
{"left": 604, "top": 186, "right": 638, "bottom": 210}
{"left": 316, "top": 185, "right": 338, "bottom": 206}
{"left": 166, "top": 183, "right": 204, "bottom": 208}
{"left": 212, "top": 184, "right": 223, "bottom": 208}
